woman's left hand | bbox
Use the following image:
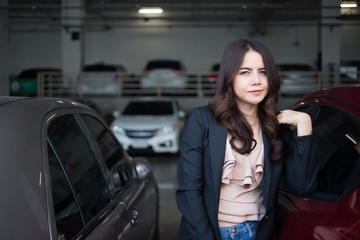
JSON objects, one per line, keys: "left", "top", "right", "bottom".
{"left": 277, "top": 109, "right": 312, "bottom": 136}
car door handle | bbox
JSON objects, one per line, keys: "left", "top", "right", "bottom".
{"left": 131, "top": 209, "right": 139, "bottom": 226}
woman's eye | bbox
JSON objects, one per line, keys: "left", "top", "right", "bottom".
{"left": 239, "top": 71, "right": 248, "bottom": 75}
{"left": 260, "top": 70, "right": 267, "bottom": 75}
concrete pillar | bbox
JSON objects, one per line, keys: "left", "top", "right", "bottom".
{"left": 321, "top": 0, "right": 342, "bottom": 87}
{"left": 0, "top": 0, "right": 9, "bottom": 95}
{"left": 61, "top": 0, "right": 85, "bottom": 87}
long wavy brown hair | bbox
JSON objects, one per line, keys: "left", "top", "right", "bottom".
{"left": 208, "top": 39, "right": 286, "bottom": 161}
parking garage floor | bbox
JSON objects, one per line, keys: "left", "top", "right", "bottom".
{"left": 145, "top": 154, "right": 181, "bottom": 240}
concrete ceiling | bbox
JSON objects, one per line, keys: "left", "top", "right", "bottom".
{"left": 5, "top": 0, "right": 360, "bottom": 31}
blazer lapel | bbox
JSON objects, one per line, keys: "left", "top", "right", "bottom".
{"left": 262, "top": 131, "right": 272, "bottom": 207}
{"left": 208, "top": 114, "right": 227, "bottom": 201}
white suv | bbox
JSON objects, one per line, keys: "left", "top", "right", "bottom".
{"left": 110, "top": 97, "right": 185, "bottom": 154}
{"left": 140, "top": 58, "right": 187, "bottom": 89}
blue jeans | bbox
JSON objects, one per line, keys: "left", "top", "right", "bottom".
{"left": 219, "top": 221, "right": 259, "bottom": 240}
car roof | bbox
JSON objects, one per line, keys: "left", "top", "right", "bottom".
{"left": 17, "top": 68, "right": 61, "bottom": 78}
{"left": 290, "top": 86, "right": 360, "bottom": 117}
{"left": 0, "top": 96, "right": 92, "bottom": 111}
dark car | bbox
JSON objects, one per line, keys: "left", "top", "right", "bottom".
{"left": 10, "top": 68, "right": 62, "bottom": 96}
{"left": 277, "top": 86, "right": 360, "bottom": 239}
{"left": 208, "top": 63, "right": 220, "bottom": 82}
{"left": 0, "top": 97, "right": 159, "bottom": 240}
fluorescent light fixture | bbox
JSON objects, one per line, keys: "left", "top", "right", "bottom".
{"left": 138, "top": 7, "right": 163, "bottom": 14}
{"left": 340, "top": 2, "right": 358, "bottom": 8}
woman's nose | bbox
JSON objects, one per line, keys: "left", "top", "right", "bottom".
{"left": 252, "top": 74, "right": 261, "bottom": 84}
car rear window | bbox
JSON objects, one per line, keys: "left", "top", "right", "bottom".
{"left": 83, "top": 65, "right": 118, "bottom": 72}
{"left": 17, "top": 68, "right": 60, "bottom": 78}
{"left": 123, "top": 101, "right": 174, "bottom": 115}
{"left": 145, "top": 60, "right": 182, "bottom": 70}
{"left": 277, "top": 64, "right": 314, "bottom": 71}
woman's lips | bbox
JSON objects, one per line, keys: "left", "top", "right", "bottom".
{"left": 249, "top": 90, "right": 263, "bottom": 95}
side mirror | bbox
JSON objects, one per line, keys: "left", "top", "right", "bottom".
{"left": 134, "top": 157, "right": 152, "bottom": 180}
{"left": 178, "top": 110, "right": 186, "bottom": 119}
{"left": 113, "top": 110, "right": 120, "bottom": 118}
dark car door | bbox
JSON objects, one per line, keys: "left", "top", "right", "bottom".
{"left": 79, "top": 114, "right": 158, "bottom": 240}
{"left": 45, "top": 112, "right": 156, "bottom": 240}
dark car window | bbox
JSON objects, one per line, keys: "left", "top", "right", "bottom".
{"left": 80, "top": 114, "right": 134, "bottom": 192}
{"left": 145, "top": 60, "right": 183, "bottom": 70}
{"left": 123, "top": 101, "right": 174, "bottom": 115}
{"left": 83, "top": 64, "right": 125, "bottom": 72}
{"left": 277, "top": 64, "right": 314, "bottom": 71}
{"left": 312, "top": 107, "right": 360, "bottom": 196}
{"left": 48, "top": 143, "right": 84, "bottom": 239}
{"left": 17, "top": 68, "right": 61, "bottom": 78}
{"left": 47, "top": 115, "right": 112, "bottom": 228}
{"left": 211, "top": 64, "right": 220, "bottom": 72}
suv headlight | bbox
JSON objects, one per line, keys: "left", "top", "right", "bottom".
{"left": 111, "top": 125, "right": 126, "bottom": 135}
{"left": 158, "top": 125, "right": 176, "bottom": 135}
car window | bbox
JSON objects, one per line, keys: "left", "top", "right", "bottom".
{"left": 80, "top": 115, "right": 134, "bottom": 192}
{"left": 83, "top": 64, "right": 121, "bottom": 72}
{"left": 145, "top": 60, "right": 183, "bottom": 70}
{"left": 277, "top": 64, "right": 314, "bottom": 71}
{"left": 123, "top": 101, "right": 174, "bottom": 115}
{"left": 47, "top": 115, "right": 112, "bottom": 230}
{"left": 48, "top": 143, "right": 84, "bottom": 239}
{"left": 312, "top": 107, "right": 360, "bottom": 196}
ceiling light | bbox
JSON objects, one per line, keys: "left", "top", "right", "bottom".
{"left": 340, "top": 2, "right": 358, "bottom": 8}
{"left": 138, "top": 8, "right": 163, "bottom": 14}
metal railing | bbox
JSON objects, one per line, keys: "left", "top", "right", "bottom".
{"left": 33, "top": 70, "right": 360, "bottom": 98}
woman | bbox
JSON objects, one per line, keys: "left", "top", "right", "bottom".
{"left": 176, "top": 39, "right": 318, "bottom": 240}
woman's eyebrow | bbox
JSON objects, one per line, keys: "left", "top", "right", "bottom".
{"left": 238, "top": 67, "right": 251, "bottom": 70}
{"left": 238, "top": 67, "right": 266, "bottom": 70}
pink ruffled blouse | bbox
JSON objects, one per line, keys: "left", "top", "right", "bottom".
{"left": 218, "top": 133, "right": 266, "bottom": 227}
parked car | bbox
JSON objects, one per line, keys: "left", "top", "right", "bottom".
{"left": 277, "top": 63, "right": 320, "bottom": 96}
{"left": 0, "top": 97, "right": 159, "bottom": 240}
{"left": 80, "top": 63, "right": 127, "bottom": 96}
{"left": 208, "top": 63, "right": 220, "bottom": 82}
{"left": 111, "top": 97, "right": 186, "bottom": 154}
{"left": 139, "top": 58, "right": 188, "bottom": 89}
{"left": 277, "top": 86, "right": 360, "bottom": 239}
{"left": 10, "top": 68, "right": 62, "bottom": 96}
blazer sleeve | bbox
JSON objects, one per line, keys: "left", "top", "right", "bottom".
{"left": 176, "top": 107, "right": 217, "bottom": 240}
{"left": 283, "top": 130, "right": 319, "bottom": 196}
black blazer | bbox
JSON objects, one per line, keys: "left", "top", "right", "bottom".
{"left": 176, "top": 106, "right": 318, "bottom": 240}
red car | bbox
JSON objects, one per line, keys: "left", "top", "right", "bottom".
{"left": 277, "top": 86, "right": 360, "bottom": 239}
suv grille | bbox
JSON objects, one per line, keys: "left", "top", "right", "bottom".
{"left": 125, "top": 130, "right": 156, "bottom": 138}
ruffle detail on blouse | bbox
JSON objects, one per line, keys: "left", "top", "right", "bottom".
{"left": 222, "top": 138, "right": 264, "bottom": 188}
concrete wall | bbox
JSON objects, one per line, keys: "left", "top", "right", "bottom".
{"left": 8, "top": 23, "right": 360, "bottom": 77}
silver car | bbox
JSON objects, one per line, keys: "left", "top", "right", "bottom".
{"left": 139, "top": 58, "right": 188, "bottom": 90}
{"left": 111, "top": 97, "right": 185, "bottom": 154}
{"left": 278, "top": 63, "right": 320, "bottom": 96}
{"left": 0, "top": 97, "right": 159, "bottom": 240}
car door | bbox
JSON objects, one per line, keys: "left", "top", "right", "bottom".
{"left": 79, "top": 114, "right": 158, "bottom": 240}
{"left": 46, "top": 113, "right": 118, "bottom": 240}
{"left": 278, "top": 104, "right": 360, "bottom": 239}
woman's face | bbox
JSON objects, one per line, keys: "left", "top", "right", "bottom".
{"left": 232, "top": 50, "right": 269, "bottom": 111}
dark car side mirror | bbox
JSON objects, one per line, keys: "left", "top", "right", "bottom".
{"left": 134, "top": 157, "right": 152, "bottom": 180}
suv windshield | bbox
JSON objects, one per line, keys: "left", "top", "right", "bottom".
{"left": 123, "top": 101, "right": 174, "bottom": 115}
